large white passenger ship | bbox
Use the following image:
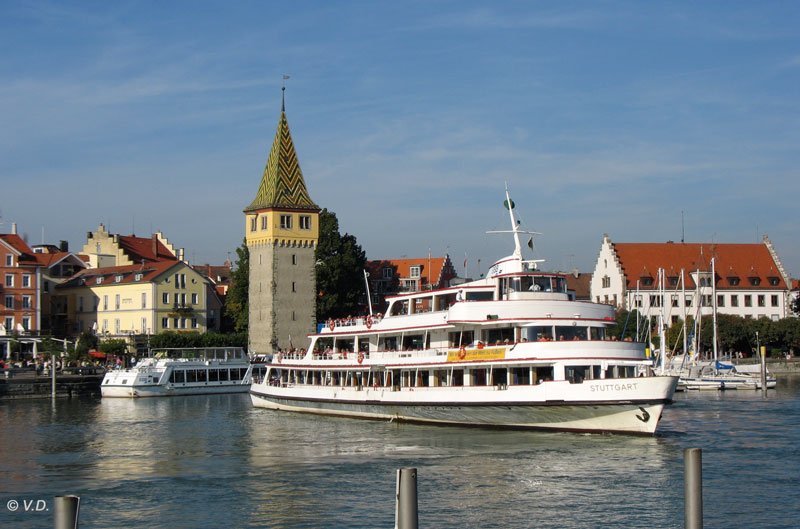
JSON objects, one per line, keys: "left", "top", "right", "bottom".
{"left": 101, "top": 347, "right": 252, "bottom": 398}
{"left": 250, "top": 189, "right": 678, "bottom": 434}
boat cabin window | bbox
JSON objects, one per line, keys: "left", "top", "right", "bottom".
{"left": 315, "top": 338, "right": 334, "bottom": 355}
{"left": 208, "top": 369, "right": 219, "bottom": 382}
{"left": 554, "top": 326, "right": 588, "bottom": 341}
{"left": 390, "top": 300, "right": 409, "bottom": 316}
{"left": 169, "top": 370, "right": 185, "bottom": 384}
{"left": 486, "top": 328, "right": 515, "bottom": 344}
{"left": 605, "top": 365, "right": 638, "bottom": 379}
{"left": 466, "top": 291, "right": 493, "bottom": 302}
{"left": 525, "top": 326, "right": 554, "bottom": 341}
{"left": 335, "top": 338, "right": 354, "bottom": 354}
{"left": 471, "top": 368, "right": 488, "bottom": 386}
{"left": 534, "top": 366, "right": 554, "bottom": 383}
{"left": 414, "top": 298, "right": 432, "bottom": 313}
{"left": 589, "top": 327, "right": 606, "bottom": 340}
{"left": 379, "top": 336, "right": 398, "bottom": 351}
{"left": 566, "top": 366, "right": 591, "bottom": 384}
{"left": 402, "top": 334, "right": 424, "bottom": 351}
{"left": 492, "top": 368, "right": 508, "bottom": 386}
{"left": 449, "top": 331, "right": 474, "bottom": 348}
{"left": 510, "top": 367, "right": 530, "bottom": 385}
{"left": 451, "top": 369, "right": 464, "bottom": 386}
{"left": 437, "top": 293, "right": 457, "bottom": 310}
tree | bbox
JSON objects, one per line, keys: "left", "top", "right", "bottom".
{"left": 315, "top": 209, "right": 367, "bottom": 321}
{"left": 224, "top": 240, "right": 249, "bottom": 333}
{"left": 792, "top": 294, "right": 800, "bottom": 316}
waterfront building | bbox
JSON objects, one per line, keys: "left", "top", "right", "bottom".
{"left": 366, "top": 256, "right": 456, "bottom": 311}
{"left": 80, "top": 224, "right": 183, "bottom": 267}
{"left": 590, "top": 235, "right": 793, "bottom": 322}
{"left": 244, "top": 93, "right": 319, "bottom": 354}
{"left": 31, "top": 243, "right": 88, "bottom": 335}
{"left": 57, "top": 259, "right": 212, "bottom": 338}
{"left": 1, "top": 226, "right": 41, "bottom": 334}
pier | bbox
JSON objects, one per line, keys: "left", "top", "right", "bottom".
{"left": 0, "top": 369, "right": 102, "bottom": 400}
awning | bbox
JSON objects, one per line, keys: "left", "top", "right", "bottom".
{"left": 88, "top": 351, "right": 107, "bottom": 359}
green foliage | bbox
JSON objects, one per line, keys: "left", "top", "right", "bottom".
{"left": 610, "top": 309, "right": 644, "bottom": 341}
{"left": 74, "top": 330, "right": 98, "bottom": 356}
{"left": 315, "top": 209, "right": 368, "bottom": 321}
{"left": 148, "top": 331, "right": 248, "bottom": 349}
{"left": 224, "top": 240, "right": 250, "bottom": 333}
{"left": 99, "top": 339, "right": 129, "bottom": 356}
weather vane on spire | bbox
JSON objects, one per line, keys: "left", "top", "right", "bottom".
{"left": 281, "top": 74, "right": 290, "bottom": 111}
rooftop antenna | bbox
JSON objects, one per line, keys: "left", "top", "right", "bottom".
{"left": 282, "top": 74, "right": 290, "bottom": 111}
{"left": 681, "top": 210, "right": 685, "bottom": 243}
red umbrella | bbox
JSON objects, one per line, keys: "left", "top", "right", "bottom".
{"left": 88, "top": 350, "right": 107, "bottom": 359}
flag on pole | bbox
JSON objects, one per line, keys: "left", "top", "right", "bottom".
{"left": 527, "top": 237, "right": 534, "bottom": 250}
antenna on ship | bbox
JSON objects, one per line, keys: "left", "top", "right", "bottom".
{"left": 486, "top": 182, "right": 544, "bottom": 269}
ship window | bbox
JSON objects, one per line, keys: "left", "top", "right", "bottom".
{"left": 510, "top": 367, "right": 530, "bottom": 385}
{"left": 402, "top": 334, "right": 424, "bottom": 351}
{"left": 208, "top": 369, "right": 219, "bottom": 382}
{"left": 471, "top": 368, "right": 488, "bottom": 386}
{"left": 220, "top": 369, "right": 230, "bottom": 381}
{"left": 379, "top": 336, "right": 398, "bottom": 351}
{"left": 566, "top": 366, "right": 590, "bottom": 384}
{"left": 534, "top": 366, "right": 554, "bottom": 384}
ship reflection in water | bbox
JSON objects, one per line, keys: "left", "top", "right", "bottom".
{"left": 1, "top": 376, "right": 799, "bottom": 528}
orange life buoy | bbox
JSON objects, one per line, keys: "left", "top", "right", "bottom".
{"left": 458, "top": 347, "right": 467, "bottom": 360}
{"left": 366, "top": 315, "right": 373, "bottom": 329}
{"left": 328, "top": 319, "right": 335, "bottom": 331}
{"left": 357, "top": 352, "right": 365, "bottom": 364}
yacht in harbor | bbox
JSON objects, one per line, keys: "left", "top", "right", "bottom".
{"left": 101, "top": 347, "right": 252, "bottom": 397}
{"left": 250, "top": 188, "right": 679, "bottom": 435}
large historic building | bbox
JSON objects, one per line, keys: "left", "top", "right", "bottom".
{"left": 244, "top": 93, "right": 320, "bottom": 354}
{"left": 590, "top": 235, "right": 793, "bottom": 323}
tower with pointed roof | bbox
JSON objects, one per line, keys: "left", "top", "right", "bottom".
{"left": 244, "top": 91, "right": 320, "bottom": 354}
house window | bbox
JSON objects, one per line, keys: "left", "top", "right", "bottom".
{"left": 602, "top": 276, "right": 611, "bottom": 288}
{"left": 96, "top": 277, "right": 104, "bottom": 284}
{"left": 22, "top": 275, "right": 31, "bottom": 287}
{"left": 173, "top": 318, "right": 179, "bottom": 329}
{"left": 44, "top": 281, "right": 49, "bottom": 293}
{"left": 162, "top": 293, "right": 169, "bottom": 304}
{"left": 4, "top": 254, "right": 11, "bottom": 266}
{"left": 102, "top": 320, "right": 108, "bottom": 332}
{"left": 79, "top": 296, "right": 84, "bottom": 312}
{"left": 180, "top": 274, "right": 186, "bottom": 288}
{"left": 114, "top": 319, "right": 120, "bottom": 334}
{"left": 649, "top": 295, "right": 662, "bottom": 307}
{"left": 731, "top": 295, "right": 739, "bottom": 307}
{"left": 115, "top": 274, "right": 122, "bottom": 283}
{"left": 771, "top": 295, "right": 779, "bottom": 307}
{"left": 22, "top": 317, "right": 30, "bottom": 331}
{"left": 115, "top": 294, "right": 120, "bottom": 310}
{"left": 671, "top": 295, "right": 679, "bottom": 307}
{"left": 758, "top": 295, "right": 765, "bottom": 307}
{"left": 174, "top": 293, "right": 179, "bottom": 305}
{"left": 250, "top": 217, "right": 257, "bottom": 232}
{"left": 641, "top": 277, "right": 653, "bottom": 286}
{"left": 142, "top": 293, "right": 147, "bottom": 309}
{"left": 685, "top": 295, "right": 693, "bottom": 307}
{"left": 744, "top": 295, "right": 752, "bottom": 307}
{"left": 634, "top": 295, "right": 642, "bottom": 308}
{"left": 668, "top": 276, "right": 679, "bottom": 287}
{"left": 141, "top": 318, "right": 147, "bottom": 333}
{"left": 5, "top": 274, "right": 13, "bottom": 287}
{"left": 749, "top": 277, "right": 760, "bottom": 286}
{"left": 261, "top": 216, "right": 268, "bottom": 230}
{"left": 4, "top": 317, "right": 13, "bottom": 331}
{"left": 382, "top": 267, "right": 393, "bottom": 279}
{"left": 728, "top": 277, "right": 740, "bottom": 286}
{"left": 135, "top": 273, "right": 142, "bottom": 281}
{"left": 162, "top": 317, "right": 169, "bottom": 328}
{"left": 410, "top": 266, "right": 421, "bottom": 278}
{"left": 191, "top": 293, "right": 198, "bottom": 304}
{"left": 180, "top": 293, "right": 186, "bottom": 306}
{"left": 717, "top": 295, "right": 725, "bottom": 307}
{"left": 103, "top": 295, "right": 108, "bottom": 311}
{"left": 22, "top": 295, "right": 31, "bottom": 309}
{"left": 191, "top": 318, "right": 198, "bottom": 329}
{"left": 280, "top": 215, "right": 292, "bottom": 229}
{"left": 768, "top": 277, "right": 780, "bottom": 286}
{"left": 299, "top": 215, "right": 311, "bottom": 230}
{"left": 4, "top": 296, "right": 13, "bottom": 309}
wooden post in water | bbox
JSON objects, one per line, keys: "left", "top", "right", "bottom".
{"left": 51, "top": 350, "right": 57, "bottom": 399}
{"left": 54, "top": 495, "right": 80, "bottom": 529}
{"left": 684, "top": 448, "right": 703, "bottom": 529}
{"left": 395, "top": 468, "right": 419, "bottom": 529}
{"left": 760, "top": 346, "right": 767, "bottom": 393}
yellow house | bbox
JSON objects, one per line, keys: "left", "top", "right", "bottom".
{"left": 57, "top": 260, "right": 211, "bottom": 338}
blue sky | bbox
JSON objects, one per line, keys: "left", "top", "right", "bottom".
{"left": 2, "top": 1, "right": 799, "bottom": 278}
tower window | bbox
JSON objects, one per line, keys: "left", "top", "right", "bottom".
{"left": 299, "top": 215, "right": 311, "bottom": 230}
{"left": 292, "top": 281, "right": 296, "bottom": 292}
{"left": 250, "top": 217, "right": 257, "bottom": 232}
{"left": 292, "top": 254, "right": 297, "bottom": 265}
{"left": 261, "top": 216, "right": 268, "bottom": 230}
{"left": 280, "top": 215, "right": 292, "bottom": 229}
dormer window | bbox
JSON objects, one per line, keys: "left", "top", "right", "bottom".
{"left": 134, "top": 273, "right": 143, "bottom": 281}
{"left": 727, "top": 276, "right": 740, "bottom": 286}
{"left": 114, "top": 274, "right": 123, "bottom": 283}
{"left": 768, "top": 277, "right": 780, "bottom": 286}
{"left": 668, "top": 276, "right": 679, "bottom": 287}
{"left": 640, "top": 277, "right": 654, "bottom": 287}
{"left": 409, "top": 266, "right": 421, "bottom": 278}
{"left": 96, "top": 277, "right": 103, "bottom": 284}
{"left": 749, "top": 277, "right": 760, "bottom": 286}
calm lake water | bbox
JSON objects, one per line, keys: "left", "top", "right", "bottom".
{"left": 2, "top": 377, "right": 799, "bottom": 529}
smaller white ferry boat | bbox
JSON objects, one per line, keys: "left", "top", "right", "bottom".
{"left": 101, "top": 347, "right": 252, "bottom": 398}
{"left": 250, "top": 188, "right": 679, "bottom": 435}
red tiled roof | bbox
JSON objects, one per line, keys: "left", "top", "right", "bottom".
{"left": 0, "top": 234, "right": 36, "bottom": 261}
{"left": 117, "top": 235, "right": 176, "bottom": 262}
{"left": 57, "top": 260, "right": 184, "bottom": 289}
{"left": 613, "top": 242, "right": 787, "bottom": 289}
{"left": 32, "top": 251, "right": 76, "bottom": 268}
{"left": 565, "top": 272, "right": 592, "bottom": 299}
{"left": 367, "top": 256, "right": 456, "bottom": 289}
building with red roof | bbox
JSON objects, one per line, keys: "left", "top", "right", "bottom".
{"left": 79, "top": 224, "right": 182, "bottom": 268}
{"left": 366, "top": 255, "right": 457, "bottom": 311}
{"left": 590, "top": 235, "right": 793, "bottom": 322}
{"left": 1, "top": 228, "right": 41, "bottom": 336}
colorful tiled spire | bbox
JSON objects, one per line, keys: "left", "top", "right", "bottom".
{"left": 245, "top": 98, "right": 317, "bottom": 212}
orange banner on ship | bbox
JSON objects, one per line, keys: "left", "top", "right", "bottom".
{"left": 447, "top": 347, "right": 506, "bottom": 362}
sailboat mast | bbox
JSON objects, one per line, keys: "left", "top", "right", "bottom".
{"left": 681, "top": 269, "right": 688, "bottom": 356}
{"left": 658, "top": 268, "right": 667, "bottom": 375}
{"left": 711, "top": 257, "right": 718, "bottom": 363}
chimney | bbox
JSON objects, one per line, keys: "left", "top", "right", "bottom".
{"left": 11, "top": 222, "right": 17, "bottom": 235}
{"left": 59, "top": 240, "right": 69, "bottom": 252}
{"left": 152, "top": 234, "right": 158, "bottom": 259}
